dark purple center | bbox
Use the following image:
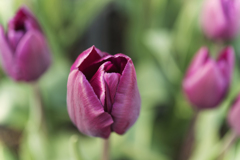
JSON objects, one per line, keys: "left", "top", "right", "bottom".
{"left": 14, "top": 20, "right": 26, "bottom": 32}
{"left": 7, "top": 9, "right": 29, "bottom": 50}
{"left": 12, "top": 9, "right": 27, "bottom": 32}
{"left": 79, "top": 56, "right": 127, "bottom": 81}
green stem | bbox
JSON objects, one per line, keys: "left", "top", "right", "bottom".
{"left": 217, "top": 131, "right": 238, "bottom": 160}
{"left": 102, "top": 138, "right": 110, "bottom": 160}
{"left": 69, "top": 135, "right": 82, "bottom": 160}
{"left": 179, "top": 110, "right": 199, "bottom": 160}
{"left": 29, "top": 82, "right": 47, "bottom": 133}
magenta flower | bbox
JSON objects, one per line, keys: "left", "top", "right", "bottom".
{"left": 201, "top": 0, "right": 240, "bottom": 40}
{"left": 0, "top": 6, "right": 51, "bottom": 82}
{"left": 67, "top": 46, "right": 141, "bottom": 138}
{"left": 183, "top": 47, "right": 234, "bottom": 109}
{"left": 228, "top": 94, "right": 240, "bottom": 135}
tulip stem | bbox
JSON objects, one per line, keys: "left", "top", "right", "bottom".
{"left": 31, "top": 82, "right": 47, "bottom": 134}
{"left": 217, "top": 131, "right": 238, "bottom": 160}
{"left": 179, "top": 110, "right": 199, "bottom": 160}
{"left": 102, "top": 138, "right": 110, "bottom": 160}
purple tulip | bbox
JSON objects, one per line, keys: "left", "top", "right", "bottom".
{"left": 183, "top": 46, "right": 234, "bottom": 109}
{"left": 0, "top": 6, "right": 51, "bottom": 82}
{"left": 67, "top": 46, "right": 141, "bottom": 138}
{"left": 228, "top": 94, "right": 240, "bottom": 135}
{"left": 201, "top": 0, "right": 240, "bottom": 40}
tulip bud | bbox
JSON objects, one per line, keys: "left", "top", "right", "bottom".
{"left": 67, "top": 46, "right": 141, "bottom": 138}
{"left": 201, "top": 0, "right": 240, "bottom": 40}
{"left": 0, "top": 6, "right": 51, "bottom": 82}
{"left": 183, "top": 46, "right": 234, "bottom": 109}
{"left": 228, "top": 94, "right": 240, "bottom": 135}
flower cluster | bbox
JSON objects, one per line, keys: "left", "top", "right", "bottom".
{"left": 1, "top": 2, "right": 240, "bottom": 158}
{"left": 183, "top": 0, "right": 240, "bottom": 138}
{"left": 0, "top": 6, "right": 141, "bottom": 139}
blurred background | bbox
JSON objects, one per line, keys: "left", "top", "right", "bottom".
{"left": 1, "top": 0, "right": 240, "bottom": 160}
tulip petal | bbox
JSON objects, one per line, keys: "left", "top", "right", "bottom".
{"left": 201, "top": 0, "right": 240, "bottom": 39}
{"left": 111, "top": 55, "right": 141, "bottom": 134}
{"left": 104, "top": 72, "right": 121, "bottom": 113}
{"left": 217, "top": 46, "right": 234, "bottom": 85}
{"left": 90, "top": 61, "right": 122, "bottom": 113}
{"left": 0, "top": 25, "right": 16, "bottom": 78}
{"left": 7, "top": 29, "right": 24, "bottom": 50}
{"left": 90, "top": 63, "right": 108, "bottom": 107}
{"left": 183, "top": 61, "right": 226, "bottom": 109}
{"left": 70, "top": 46, "right": 108, "bottom": 72}
{"left": 201, "top": 0, "right": 228, "bottom": 39}
{"left": 15, "top": 30, "right": 51, "bottom": 81}
{"left": 186, "top": 47, "right": 209, "bottom": 77}
{"left": 85, "top": 55, "right": 127, "bottom": 80}
{"left": 221, "top": 0, "right": 235, "bottom": 20}
{"left": 67, "top": 69, "right": 113, "bottom": 138}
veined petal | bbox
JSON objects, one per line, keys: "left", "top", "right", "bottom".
{"left": 67, "top": 69, "right": 113, "bottom": 138}
{"left": 111, "top": 57, "right": 141, "bottom": 134}
{"left": 83, "top": 54, "right": 127, "bottom": 81}
{"left": 90, "top": 63, "right": 108, "bottom": 107}
{"left": 104, "top": 72, "right": 121, "bottom": 113}
{"left": 90, "top": 61, "right": 121, "bottom": 113}
{"left": 70, "top": 46, "right": 108, "bottom": 72}
{"left": 15, "top": 30, "right": 51, "bottom": 81}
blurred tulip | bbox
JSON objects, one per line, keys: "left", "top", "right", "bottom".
{"left": 67, "top": 46, "right": 141, "bottom": 138}
{"left": 201, "top": 0, "right": 240, "bottom": 40}
{"left": 0, "top": 6, "right": 51, "bottom": 82}
{"left": 228, "top": 94, "right": 240, "bottom": 135}
{"left": 183, "top": 46, "right": 234, "bottom": 109}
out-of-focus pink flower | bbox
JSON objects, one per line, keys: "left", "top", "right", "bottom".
{"left": 183, "top": 46, "right": 234, "bottom": 109}
{"left": 201, "top": 0, "right": 240, "bottom": 40}
{"left": 0, "top": 6, "right": 51, "bottom": 82}
{"left": 228, "top": 94, "right": 240, "bottom": 135}
{"left": 67, "top": 46, "right": 141, "bottom": 139}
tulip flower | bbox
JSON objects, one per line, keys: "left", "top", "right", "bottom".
{"left": 228, "top": 94, "right": 240, "bottom": 135}
{"left": 0, "top": 6, "right": 51, "bottom": 82}
{"left": 201, "top": 0, "right": 240, "bottom": 40}
{"left": 67, "top": 46, "right": 141, "bottom": 138}
{"left": 183, "top": 46, "right": 234, "bottom": 109}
